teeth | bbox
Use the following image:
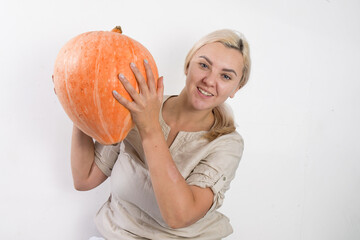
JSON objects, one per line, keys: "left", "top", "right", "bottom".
{"left": 198, "top": 88, "right": 213, "bottom": 96}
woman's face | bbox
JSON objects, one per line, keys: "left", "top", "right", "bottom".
{"left": 185, "top": 42, "right": 244, "bottom": 111}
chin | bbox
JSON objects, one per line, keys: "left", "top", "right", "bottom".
{"left": 191, "top": 99, "right": 215, "bottom": 111}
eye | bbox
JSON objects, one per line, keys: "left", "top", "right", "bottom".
{"left": 222, "top": 74, "right": 231, "bottom": 80}
{"left": 199, "top": 62, "right": 208, "bottom": 69}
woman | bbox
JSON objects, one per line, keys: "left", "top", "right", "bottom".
{"left": 72, "top": 29, "right": 251, "bottom": 239}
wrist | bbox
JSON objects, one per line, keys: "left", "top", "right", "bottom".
{"left": 138, "top": 122, "right": 163, "bottom": 140}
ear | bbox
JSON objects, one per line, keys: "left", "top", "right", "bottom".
{"left": 230, "top": 86, "right": 241, "bottom": 98}
{"left": 185, "top": 62, "right": 191, "bottom": 76}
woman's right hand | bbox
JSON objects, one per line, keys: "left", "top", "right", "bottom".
{"left": 51, "top": 75, "right": 56, "bottom": 95}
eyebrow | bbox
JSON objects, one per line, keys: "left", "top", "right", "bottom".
{"left": 199, "top": 55, "right": 238, "bottom": 76}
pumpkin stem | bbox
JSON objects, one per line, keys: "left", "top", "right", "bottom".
{"left": 112, "top": 26, "right": 122, "bottom": 34}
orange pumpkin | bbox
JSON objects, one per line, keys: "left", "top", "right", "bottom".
{"left": 53, "top": 26, "right": 158, "bottom": 145}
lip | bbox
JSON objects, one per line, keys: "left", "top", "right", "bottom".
{"left": 197, "top": 87, "right": 214, "bottom": 97}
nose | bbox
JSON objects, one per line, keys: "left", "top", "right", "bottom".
{"left": 202, "top": 71, "right": 216, "bottom": 86}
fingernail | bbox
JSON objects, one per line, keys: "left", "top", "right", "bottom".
{"left": 119, "top": 73, "right": 125, "bottom": 79}
{"left": 144, "top": 59, "right": 148, "bottom": 64}
{"left": 130, "top": 62, "right": 135, "bottom": 68}
{"left": 113, "top": 90, "right": 119, "bottom": 96}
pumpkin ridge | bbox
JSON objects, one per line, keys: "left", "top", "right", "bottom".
{"left": 62, "top": 37, "right": 92, "bottom": 136}
{"left": 128, "top": 38, "right": 140, "bottom": 93}
{"left": 73, "top": 34, "right": 103, "bottom": 141}
{"left": 94, "top": 33, "right": 114, "bottom": 143}
{"left": 71, "top": 33, "right": 98, "bottom": 140}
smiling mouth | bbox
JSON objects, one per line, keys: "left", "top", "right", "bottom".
{"left": 197, "top": 87, "right": 214, "bottom": 96}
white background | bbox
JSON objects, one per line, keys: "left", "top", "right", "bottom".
{"left": 1, "top": 0, "right": 359, "bottom": 239}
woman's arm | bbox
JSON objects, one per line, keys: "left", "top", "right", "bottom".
{"left": 113, "top": 61, "right": 213, "bottom": 229}
{"left": 71, "top": 125, "right": 108, "bottom": 191}
{"left": 52, "top": 74, "right": 108, "bottom": 191}
{"left": 141, "top": 128, "right": 214, "bottom": 228}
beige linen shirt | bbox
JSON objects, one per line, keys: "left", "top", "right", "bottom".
{"left": 94, "top": 96, "right": 244, "bottom": 239}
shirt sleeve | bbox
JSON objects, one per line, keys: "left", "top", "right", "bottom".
{"left": 186, "top": 132, "right": 244, "bottom": 212}
{"left": 94, "top": 141, "right": 121, "bottom": 177}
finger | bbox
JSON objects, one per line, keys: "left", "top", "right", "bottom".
{"left": 157, "top": 76, "right": 164, "bottom": 102}
{"left": 143, "top": 59, "right": 156, "bottom": 92}
{"left": 52, "top": 75, "right": 57, "bottom": 94}
{"left": 112, "top": 90, "right": 135, "bottom": 111}
{"left": 118, "top": 73, "right": 141, "bottom": 103}
{"left": 130, "top": 62, "right": 149, "bottom": 95}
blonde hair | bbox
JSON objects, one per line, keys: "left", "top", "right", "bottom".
{"left": 184, "top": 29, "right": 251, "bottom": 141}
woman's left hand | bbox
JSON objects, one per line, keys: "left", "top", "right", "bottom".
{"left": 112, "top": 60, "right": 164, "bottom": 136}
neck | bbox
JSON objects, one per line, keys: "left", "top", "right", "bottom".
{"left": 163, "top": 92, "right": 214, "bottom": 132}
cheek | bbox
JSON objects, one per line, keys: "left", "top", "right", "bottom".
{"left": 186, "top": 69, "right": 201, "bottom": 84}
{"left": 185, "top": 73, "right": 193, "bottom": 86}
{"left": 218, "top": 83, "right": 239, "bottom": 97}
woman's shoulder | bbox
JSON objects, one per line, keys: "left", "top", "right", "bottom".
{"left": 212, "top": 129, "right": 243, "bottom": 145}
{"left": 203, "top": 129, "right": 244, "bottom": 159}
{"left": 162, "top": 95, "right": 177, "bottom": 104}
